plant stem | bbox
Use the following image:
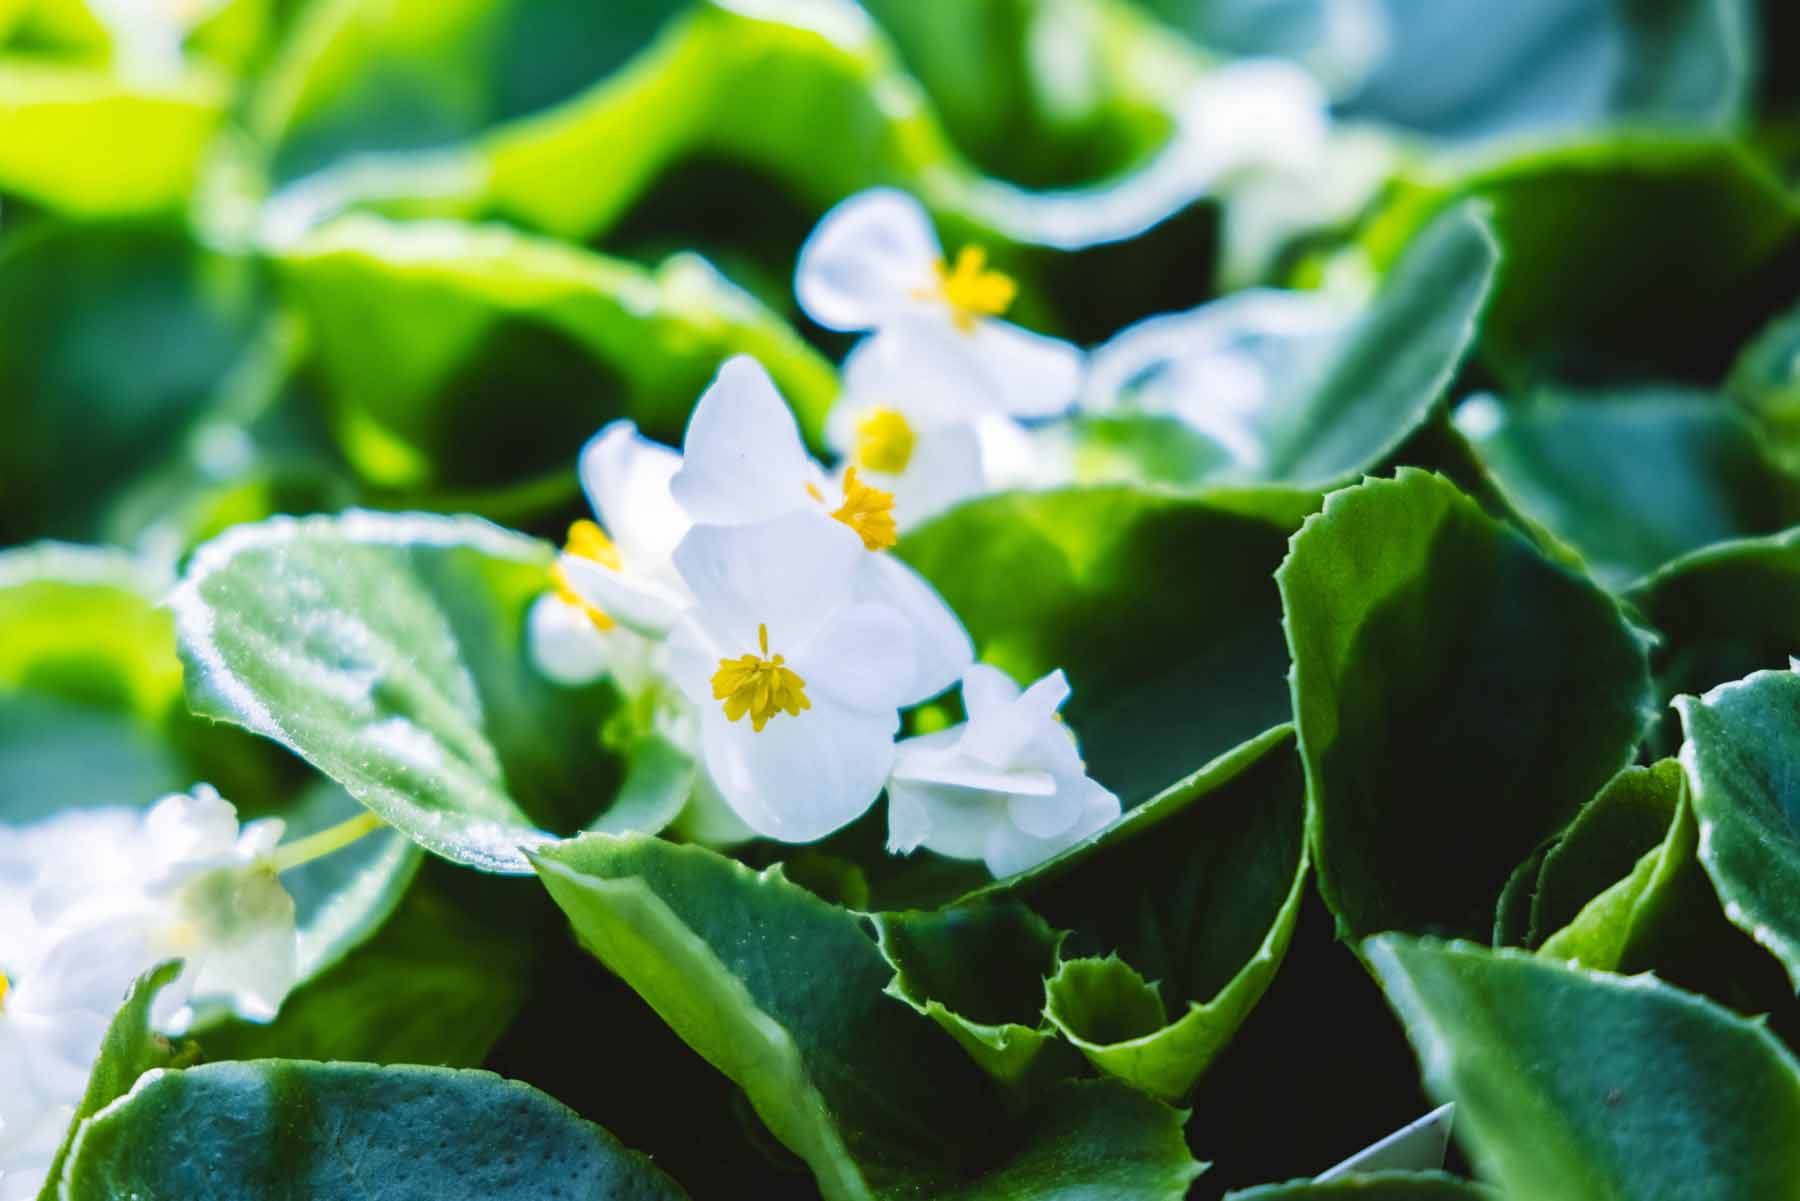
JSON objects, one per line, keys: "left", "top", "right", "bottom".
{"left": 270, "top": 810, "right": 386, "bottom": 874}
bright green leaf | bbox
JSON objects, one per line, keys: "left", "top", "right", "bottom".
{"left": 1281, "top": 469, "right": 1654, "bottom": 940}
{"left": 1528, "top": 760, "right": 1685, "bottom": 949}
{"left": 170, "top": 509, "right": 654, "bottom": 872}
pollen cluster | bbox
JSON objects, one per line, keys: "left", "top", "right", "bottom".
{"left": 552, "top": 519, "right": 620, "bottom": 631}
{"left": 831, "top": 468, "right": 899, "bottom": 551}
{"left": 928, "top": 245, "right": 1016, "bottom": 332}
{"left": 856, "top": 407, "right": 916, "bottom": 474}
{"left": 713, "top": 624, "right": 811, "bottom": 732}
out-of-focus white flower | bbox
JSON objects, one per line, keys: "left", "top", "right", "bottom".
{"left": 1082, "top": 288, "right": 1352, "bottom": 471}
{"left": 1176, "top": 59, "right": 1332, "bottom": 187}
{"left": 887, "top": 665, "right": 1120, "bottom": 878}
{"left": 0, "top": 922, "right": 145, "bottom": 1201}
{"left": 795, "top": 190, "right": 1081, "bottom": 416}
{"left": 666, "top": 512, "right": 937, "bottom": 843}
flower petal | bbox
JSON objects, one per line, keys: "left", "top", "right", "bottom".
{"left": 795, "top": 188, "right": 943, "bottom": 331}
{"left": 673, "top": 510, "right": 863, "bottom": 655}
{"left": 578, "top": 419, "right": 689, "bottom": 570}
{"left": 964, "top": 318, "right": 1084, "bottom": 418}
{"left": 670, "top": 355, "right": 822, "bottom": 526}
{"left": 526, "top": 593, "right": 611, "bottom": 686}
{"left": 960, "top": 668, "right": 1071, "bottom": 768}
{"left": 886, "top": 778, "right": 1001, "bottom": 861}
{"left": 878, "top": 424, "right": 986, "bottom": 530}
{"left": 792, "top": 602, "right": 917, "bottom": 714}
{"left": 558, "top": 553, "right": 690, "bottom": 638}
{"left": 853, "top": 554, "right": 972, "bottom": 705}
{"left": 700, "top": 698, "right": 896, "bottom": 842}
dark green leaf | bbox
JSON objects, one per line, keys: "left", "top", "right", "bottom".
{"left": 1368, "top": 936, "right": 1800, "bottom": 1201}
{"left": 1281, "top": 469, "right": 1654, "bottom": 939}
{"left": 1528, "top": 760, "right": 1685, "bottom": 949}
{"left": 901, "top": 486, "right": 1310, "bottom": 804}
{"left": 62, "top": 1061, "right": 690, "bottom": 1200}
{"left": 533, "top": 834, "right": 1205, "bottom": 1201}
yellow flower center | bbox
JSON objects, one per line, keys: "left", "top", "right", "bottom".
{"left": 924, "top": 245, "right": 1016, "bottom": 333}
{"left": 712, "top": 623, "right": 811, "bottom": 732}
{"left": 550, "top": 519, "right": 619, "bottom": 632}
{"left": 0, "top": 970, "right": 9, "bottom": 1012}
{"left": 830, "top": 468, "right": 898, "bottom": 551}
{"left": 856, "top": 408, "right": 916, "bottom": 475}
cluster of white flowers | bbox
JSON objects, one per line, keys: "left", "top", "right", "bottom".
{"left": 531, "top": 190, "right": 1120, "bottom": 873}
{"left": 0, "top": 788, "right": 305, "bottom": 1200}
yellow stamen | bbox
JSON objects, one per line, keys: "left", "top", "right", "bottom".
{"left": 552, "top": 519, "right": 619, "bottom": 632}
{"left": 856, "top": 408, "right": 916, "bottom": 475}
{"left": 712, "top": 623, "right": 811, "bottom": 732}
{"left": 922, "top": 245, "right": 1016, "bottom": 333}
{"left": 830, "top": 468, "right": 898, "bottom": 551}
{"left": 0, "top": 971, "right": 9, "bottom": 1012}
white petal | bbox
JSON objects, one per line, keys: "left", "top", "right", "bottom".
{"left": 558, "top": 553, "right": 690, "bottom": 638}
{"left": 578, "top": 420, "right": 689, "bottom": 569}
{"left": 1005, "top": 781, "right": 1085, "bottom": 839}
{"left": 833, "top": 323, "right": 1006, "bottom": 451}
{"left": 527, "top": 593, "right": 611, "bottom": 686}
{"left": 853, "top": 554, "right": 972, "bottom": 705}
{"left": 878, "top": 424, "right": 986, "bottom": 530}
{"left": 699, "top": 699, "right": 896, "bottom": 843}
{"left": 964, "top": 318, "right": 1083, "bottom": 418}
{"left": 885, "top": 782, "right": 933, "bottom": 855}
{"left": 144, "top": 787, "right": 238, "bottom": 864}
{"left": 887, "top": 778, "right": 1002, "bottom": 862}
{"left": 664, "top": 614, "right": 721, "bottom": 709}
{"left": 890, "top": 726, "right": 1056, "bottom": 796}
{"left": 670, "top": 355, "right": 822, "bottom": 526}
{"left": 795, "top": 188, "right": 943, "bottom": 332}
{"left": 672, "top": 511, "right": 862, "bottom": 655}
{"left": 669, "top": 765, "right": 756, "bottom": 847}
{"left": 960, "top": 663, "right": 1022, "bottom": 720}
{"left": 1177, "top": 59, "right": 1330, "bottom": 183}
{"left": 985, "top": 774, "right": 1120, "bottom": 878}
{"left": 960, "top": 668, "right": 1070, "bottom": 768}
{"left": 791, "top": 602, "right": 917, "bottom": 714}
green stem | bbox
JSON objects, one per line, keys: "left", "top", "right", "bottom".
{"left": 270, "top": 810, "right": 386, "bottom": 874}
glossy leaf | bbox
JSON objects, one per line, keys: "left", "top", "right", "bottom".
{"left": 533, "top": 834, "right": 1205, "bottom": 1201}
{"left": 1368, "top": 937, "right": 1800, "bottom": 1201}
{"left": 1460, "top": 387, "right": 1799, "bottom": 588}
{"left": 1676, "top": 668, "right": 1800, "bottom": 991}
{"left": 873, "top": 900, "right": 1071, "bottom": 1084}
{"left": 984, "top": 724, "right": 1307, "bottom": 1100}
{"left": 1257, "top": 203, "right": 1496, "bottom": 487}
{"left": 901, "top": 486, "right": 1310, "bottom": 804}
{"left": 170, "top": 510, "right": 646, "bottom": 872}
{"left": 61, "top": 1061, "right": 690, "bottom": 1200}
{"left": 1281, "top": 469, "right": 1654, "bottom": 939}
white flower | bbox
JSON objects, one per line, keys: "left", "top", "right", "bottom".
{"left": 887, "top": 665, "right": 1120, "bottom": 878}
{"left": 665, "top": 512, "right": 936, "bottom": 843}
{"left": 0, "top": 923, "right": 140, "bottom": 1201}
{"left": 549, "top": 420, "right": 694, "bottom": 644}
{"left": 31, "top": 789, "right": 299, "bottom": 1033}
{"left": 669, "top": 355, "right": 973, "bottom": 703}
{"left": 1082, "top": 288, "right": 1351, "bottom": 470}
{"left": 794, "top": 189, "right": 1081, "bottom": 416}
{"left": 1174, "top": 60, "right": 1331, "bottom": 189}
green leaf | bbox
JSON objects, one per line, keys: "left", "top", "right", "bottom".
{"left": 982, "top": 725, "right": 1307, "bottom": 1100}
{"left": 34, "top": 961, "right": 184, "bottom": 1201}
{"left": 0, "top": 63, "right": 226, "bottom": 216}
{"left": 873, "top": 900, "right": 1074, "bottom": 1084}
{"left": 1362, "top": 138, "right": 1798, "bottom": 382}
{"left": 199, "top": 861, "right": 537, "bottom": 1065}
{"left": 1367, "top": 936, "right": 1800, "bottom": 1201}
{"left": 0, "top": 221, "right": 262, "bottom": 544}
{"left": 1627, "top": 527, "right": 1800, "bottom": 750}
{"left": 1459, "top": 387, "right": 1799, "bottom": 589}
{"left": 1226, "top": 1173, "right": 1493, "bottom": 1200}
{"left": 1257, "top": 203, "right": 1496, "bottom": 487}
{"left": 170, "top": 509, "right": 658, "bottom": 872}
{"left": 1281, "top": 469, "right": 1654, "bottom": 940}
{"left": 1676, "top": 668, "right": 1800, "bottom": 991}
{"left": 532, "top": 834, "right": 1205, "bottom": 1201}
{"left": 900, "top": 485, "right": 1309, "bottom": 804}
{"left": 61, "top": 1061, "right": 690, "bottom": 1200}
{"left": 1727, "top": 296, "right": 1800, "bottom": 470}
{"left": 272, "top": 214, "right": 836, "bottom": 509}
{"left": 1528, "top": 760, "right": 1686, "bottom": 950}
